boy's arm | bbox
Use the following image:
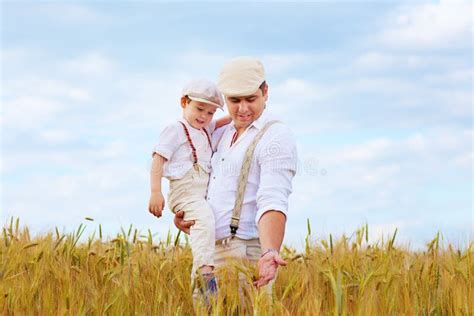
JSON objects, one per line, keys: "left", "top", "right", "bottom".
{"left": 215, "top": 115, "right": 232, "bottom": 129}
{"left": 148, "top": 153, "right": 167, "bottom": 217}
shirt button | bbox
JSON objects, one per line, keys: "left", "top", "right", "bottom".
{"left": 221, "top": 158, "right": 225, "bottom": 161}
{"left": 213, "top": 176, "right": 216, "bottom": 179}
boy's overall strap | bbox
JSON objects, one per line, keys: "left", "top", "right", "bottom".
{"left": 201, "top": 128, "right": 213, "bottom": 149}
{"left": 229, "top": 120, "right": 281, "bottom": 238}
{"left": 178, "top": 122, "right": 212, "bottom": 165}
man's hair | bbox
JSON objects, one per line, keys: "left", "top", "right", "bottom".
{"left": 259, "top": 81, "right": 267, "bottom": 93}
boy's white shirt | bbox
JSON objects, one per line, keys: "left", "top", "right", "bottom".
{"left": 153, "top": 118, "right": 217, "bottom": 180}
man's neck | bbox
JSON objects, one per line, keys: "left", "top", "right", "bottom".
{"left": 233, "top": 112, "right": 264, "bottom": 139}
{"left": 235, "top": 126, "right": 248, "bottom": 135}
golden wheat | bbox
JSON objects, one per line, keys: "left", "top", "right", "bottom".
{"left": 1, "top": 218, "right": 472, "bottom": 315}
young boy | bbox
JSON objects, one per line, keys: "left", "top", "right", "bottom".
{"left": 148, "top": 79, "right": 231, "bottom": 294}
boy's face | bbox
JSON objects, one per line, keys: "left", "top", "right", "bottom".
{"left": 181, "top": 97, "right": 217, "bottom": 129}
{"left": 225, "top": 85, "right": 268, "bottom": 131}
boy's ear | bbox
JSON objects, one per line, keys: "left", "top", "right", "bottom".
{"left": 180, "top": 96, "right": 188, "bottom": 108}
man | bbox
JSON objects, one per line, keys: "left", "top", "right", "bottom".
{"left": 174, "top": 57, "right": 298, "bottom": 295}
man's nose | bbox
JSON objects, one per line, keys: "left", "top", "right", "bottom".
{"left": 238, "top": 101, "right": 249, "bottom": 112}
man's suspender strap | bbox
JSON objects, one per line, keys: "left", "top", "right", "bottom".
{"left": 229, "top": 120, "right": 281, "bottom": 238}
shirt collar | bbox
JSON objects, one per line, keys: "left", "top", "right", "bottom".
{"left": 250, "top": 110, "right": 270, "bottom": 130}
{"left": 179, "top": 117, "right": 201, "bottom": 131}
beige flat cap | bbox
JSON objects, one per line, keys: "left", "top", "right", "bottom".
{"left": 182, "top": 79, "right": 224, "bottom": 109}
{"left": 217, "top": 57, "right": 265, "bottom": 97}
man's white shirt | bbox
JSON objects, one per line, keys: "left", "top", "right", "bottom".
{"left": 207, "top": 111, "right": 298, "bottom": 240}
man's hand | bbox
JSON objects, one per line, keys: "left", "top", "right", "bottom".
{"left": 148, "top": 192, "right": 165, "bottom": 218}
{"left": 173, "top": 210, "right": 195, "bottom": 235}
{"left": 254, "top": 251, "right": 287, "bottom": 288}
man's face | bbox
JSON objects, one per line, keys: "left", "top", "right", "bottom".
{"left": 225, "top": 85, "right": 268, "bottom": 130}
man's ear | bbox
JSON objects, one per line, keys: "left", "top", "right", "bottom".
{"left": 263, "top": 84, "right": 269, "bottom": 102}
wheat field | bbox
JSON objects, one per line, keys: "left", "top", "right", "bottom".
{"left": 1, "top": 218, "right": 472, "bottom": 315}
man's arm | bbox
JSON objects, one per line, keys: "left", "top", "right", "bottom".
{"left": 254, "top": 210, "right": 288, "bottom": 287}
{"left": 258, "top": 210, "right": 286, "bottom": 251}
{"left": 254, "top": 126, "right": 297, "bottom": 287}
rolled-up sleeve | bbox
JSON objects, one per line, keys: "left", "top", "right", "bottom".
{"left": 255, "top": 126, "right": 298, "bottom": 225}
{"left": 152, "top": 123, "right": 182, "bottom": 160}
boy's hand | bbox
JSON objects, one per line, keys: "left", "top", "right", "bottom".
{"left": 148, "top": 192, "right": 165, "bottom": 218}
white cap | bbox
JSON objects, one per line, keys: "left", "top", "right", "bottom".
{"left": 182, "top": 79, "right": 224, "bottom": 109}
{"left": 218, "top": 57, "right": 265, "bottom": 97}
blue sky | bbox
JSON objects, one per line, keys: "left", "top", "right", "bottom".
{"left": 1, "top": 1, "right": 472, "bottom": 249}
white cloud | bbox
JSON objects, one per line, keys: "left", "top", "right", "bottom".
{"left": 269, "top": 78, "right": 344, "bottom": 133}
{"left": 32, "top": 3, "right": 106, "bottom": 24}
{"left": 352, "top": 52, "right": 467, "bottom": 72}
{"left": 1, "top": 48, "right": 32, "bottom": 66}
{"left": 4, "top": 78, "right": 91, "bottom": 102}
{"left": 377, "top": 0, "right": 472, "bottom": 50}
{"left": 2, "top": 77, "right": 93, "bottom": 134}
{"left": 2, "top": 138, "right": 132, "bottom": 174}
{"left": 434, "top": 89, "right": 472, "bottom": 117}
{"left": 1, "top": 150, "right": 172, "bottom": 242}
{"left": 328, "top": 129, "right": 472, "bottom": 168}
{"left": 102, "top": 75, "right": 186, "bottom": 131}
{"left": 61, "top": 52, "right": 116, "bottom": 76}
{"left": 261, "top": 53, "right": 331, "bottom": 76}
{"left": 453, "top": 151, "right": 473, "bottom": 168}
{"left": 291, "top": 127, "right": 472, "bottom": 221}
{"left": 353, "top": 52, "right": 423, "bottom": 70}
{"left": 424, "top": 69, "right": 473, "bottom": 84}
{"left": 337, "top": 138, "right": 393, "bottom": 163}
{"left": 173, "top": 52, "right": 330, "bottom": 78}
{"left": 96, "top": 140, "right": 129, "bottom": 160}
{"left": 172, "top": 52, "right": 228, "bottom": 75}
{"left": 276, "top": 79, "right": 324, "bottom": 100}
{"left": 3, "top": 96, "right": 63, "bottom": 129}
{"left": 37, "top": 129, "right": 76, "bottom": 144}
{"left": 348, "top": 77, "right": 415, "bottom": 95}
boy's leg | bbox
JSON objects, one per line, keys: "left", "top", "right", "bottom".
{"left": 169, "top": 167, "right": 215, "bottom": 274}
{"left": 184, "top": 200, "right": 216, "bottom": 276}
{"left": 185, "top": 200, "right": 217, "bottom": 310}
{"left": 169, "top": 167, "right": 217, "bottom": 310}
